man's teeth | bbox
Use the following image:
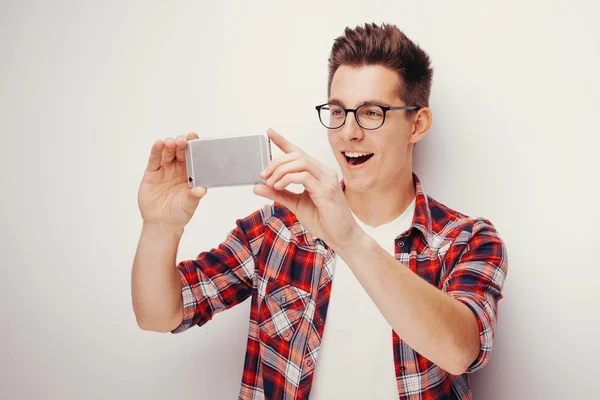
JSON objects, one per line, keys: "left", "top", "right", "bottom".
{"left": 344, "top": 151, "right": 373, "bottom": 158}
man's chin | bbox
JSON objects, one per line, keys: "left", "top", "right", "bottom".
{"left": 341, "top": 175, "right": 373, "bottom": 193}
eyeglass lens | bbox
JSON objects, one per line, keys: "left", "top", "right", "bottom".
{"left": 319, "top": 104, "right": 385, "bottom": 129}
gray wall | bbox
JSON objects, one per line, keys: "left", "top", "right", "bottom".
{"left": 1, "top": 0, "right": 599, "bottom": 399}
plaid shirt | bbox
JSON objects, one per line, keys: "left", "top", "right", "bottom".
{"left": 172, "top": 174, "right": 508, "bottom": 400}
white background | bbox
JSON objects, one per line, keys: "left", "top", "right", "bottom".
{"left": 1, "top": 1, "right": 599, "bottom": 399}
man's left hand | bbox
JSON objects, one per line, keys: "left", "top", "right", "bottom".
{"left": 253, "top": 128, "right": 360, "bottom": 252}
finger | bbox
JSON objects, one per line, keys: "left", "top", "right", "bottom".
{"left": 146, "top": 139, "right": 164, "bottom": 172}
{"left": 261, "top": 151, "right": 303, "bottom": 180}
{"left": 161, "top": 137, "right": 177, "bottom": 164}
{"left": 186, "top": 131, "right": 199, "bottom": 140}
{"left": 272, "top": 171, "right": 321, "bottom": 194}
{"left": 175, "top": 134, "right": 187, "bottom": 162}
{"left": 253, "top": 183, "right": 300, "bottom": 213}
{"left": 179, "top": 132, "right": 199, "bottom": 162}
{"left": 267, "top": 128, "right": 300, "bottom": 154}
{"left": 265, "top": 157, "right": 328, "bottom": 187}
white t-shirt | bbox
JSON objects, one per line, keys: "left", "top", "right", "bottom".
{"left": 309, "top": 197, "right": 416, "bottom": 400}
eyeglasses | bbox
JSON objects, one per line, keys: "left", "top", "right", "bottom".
{"left": 315, "top": 102, "right": 419, "bottom": 130}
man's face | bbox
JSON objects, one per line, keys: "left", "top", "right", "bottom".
{"left": 327, "top": 64, "right": 418, "bottom": 193}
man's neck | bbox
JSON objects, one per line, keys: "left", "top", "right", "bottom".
{"left": 344, "top": 169, "right": 416, "bottom": 228}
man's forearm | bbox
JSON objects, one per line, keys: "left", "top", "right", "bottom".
{"left": 336, "top": 229, "right": 480, "bottom": 375}
{"left": 131, "top": 223, "right": 184, "bottom": 332}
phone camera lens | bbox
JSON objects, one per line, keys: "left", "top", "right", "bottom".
{"left": 188, "top": 177, "right": 193, "bottom": 182}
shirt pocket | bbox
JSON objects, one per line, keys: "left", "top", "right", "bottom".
{"left": 259, "top": 277, "right": 310, "bottom": 342}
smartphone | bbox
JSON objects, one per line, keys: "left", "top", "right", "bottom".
{"left": 185, "top": 132, "right": 272, "bottom": 188}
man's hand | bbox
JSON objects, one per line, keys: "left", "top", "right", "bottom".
{"left": 138, "top": 132, "right": 208, "bottom": 230}
{"left": 253, "top": 128, "right": 360, "bottom": 252}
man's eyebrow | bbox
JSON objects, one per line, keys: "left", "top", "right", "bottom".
{"left": 327, "top": 98, "right": 345, "bottom": 106}
{"left": 327, "top": 98, "right": 391, "bottom": 107}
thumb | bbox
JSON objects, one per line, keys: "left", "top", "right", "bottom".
{"left": 189, "top": 186, "right": 208, "bottom": 199}
{"left": 253, "top": 184, "right": 299, "bottom": 213}
{"left": 182, "top": 186, "right": 207, "bottom": 213}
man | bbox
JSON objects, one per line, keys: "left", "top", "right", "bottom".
{"left": 132, "top": 22, "right": 508, "bottom": 400}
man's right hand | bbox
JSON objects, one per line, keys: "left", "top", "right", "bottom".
{"left": 138, "top": 132, "right": 208, "bottom": 230}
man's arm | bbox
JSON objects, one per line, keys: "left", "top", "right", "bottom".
{"left": 337, "top": 221, "right": 507, "bottom": 375}
{"left": 170, "top": 205, "right": 271, "bottom": 334}
{"left": 132, "top": 223, "right": 185, "bottom": 333}
{"left": 133, "top": 204, "right": 271, "bottom": 334}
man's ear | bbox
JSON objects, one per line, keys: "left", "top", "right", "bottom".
{"left": 409, "top": 107, "right": 432, "bottom": 144}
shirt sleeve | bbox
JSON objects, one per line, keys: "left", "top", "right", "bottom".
{"left": 441, "top": 218, "right": 508, "bottom": 373}
{"left": 170, "top": 205, "right": 270, "bottom": 334}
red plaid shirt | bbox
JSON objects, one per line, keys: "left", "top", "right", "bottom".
{"left": 172, "top": 174, "right": 508, "bottom": 400}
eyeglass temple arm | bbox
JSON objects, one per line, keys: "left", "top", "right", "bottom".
{"left": 388, "top": 106, "right": 419, "bottom": 111}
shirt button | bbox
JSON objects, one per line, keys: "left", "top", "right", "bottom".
{"left": 316, "top": 317, "right": 323, "bottom": 325}
{"left": 306, "top": 359, "right": 313, "bottom": 366}
{"left": 397, "top": 240, "right": 404, "bottom": 248}
{"left": 399, "top": 365, "right": 406, "bottom": 373}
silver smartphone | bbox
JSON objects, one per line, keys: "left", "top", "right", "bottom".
{"left": 185, "top": 132, "right": 272, "bottom": 188}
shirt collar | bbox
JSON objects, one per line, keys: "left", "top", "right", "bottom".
{"left": 339, "top": 173, "right": 432, "bottom": 245}
{"left": 410, "top": 173, "right": 433, "bottom": 245}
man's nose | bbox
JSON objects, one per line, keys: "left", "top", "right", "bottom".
{"left": 340, "top": 111, "right": 364, "bottom": 141}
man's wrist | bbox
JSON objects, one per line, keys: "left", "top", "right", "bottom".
{"left": 336, "top": 224, "right": 373, "bottom": 261}
{"left": 142, "top": 222, "right": 185, "bottom": 238}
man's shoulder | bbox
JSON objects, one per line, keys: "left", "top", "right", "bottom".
{"left": 249, "top": 201, "right": 298, "bottom": 227}
{"left": 426, "top": 195, "right": 500, "bottom": 243}
{"left": 238, "top": 202, "right": 307, "bottom": 240}
{"left": 236, "top": 202, "right": 292, "bottom": 226}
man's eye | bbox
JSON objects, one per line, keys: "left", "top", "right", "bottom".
{"left": 331, "top": 109, "right": 343, "bottom": 116}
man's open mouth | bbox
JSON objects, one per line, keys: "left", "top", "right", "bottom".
{"left": 344, "top": 152, "right": 374, "bottom": 166}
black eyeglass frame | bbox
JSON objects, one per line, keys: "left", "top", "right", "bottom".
{"left": 315, "top": 102, "right": 420, "bottom": 130}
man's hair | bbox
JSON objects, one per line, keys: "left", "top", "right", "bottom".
{"left": 328, "top": 23, "right": 433, "bottom": 110}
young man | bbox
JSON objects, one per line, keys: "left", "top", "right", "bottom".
{"left": 132, "top": 23, "right": 508, "bottom": 400}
